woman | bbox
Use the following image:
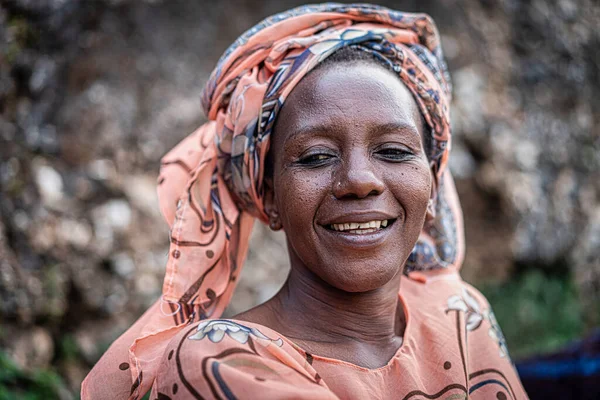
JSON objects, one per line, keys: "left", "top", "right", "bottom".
{"left": 82, "top": 4, "right": 528, "bottom": 399}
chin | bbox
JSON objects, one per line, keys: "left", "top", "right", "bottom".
{"left": 322, "top": 261, "right": 403, "bottom": 293}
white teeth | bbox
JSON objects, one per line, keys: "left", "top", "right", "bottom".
{"left": 349, "top": 228, "right": 376, "bottom": 234}
{"left": 330, "top": 220, "right": 389, "bottom": 232}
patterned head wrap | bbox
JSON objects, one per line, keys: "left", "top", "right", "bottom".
{"left": 158, "top": 2, "right": 463, "bottom": 311}
{"left": 89, "top": 4, "right": 466, "bottom": 398}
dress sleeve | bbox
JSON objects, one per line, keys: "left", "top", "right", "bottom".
{"left": 458, "top": 281, "right": 530, "bottom": 399}
{"left": 80, "top": 299, "right": 163, "bottom": 399}
{"left": 402, "top": 272, "right": 530, "bottom": 399}
{"left": 151, "top": 319, "right": 340, "bottom": 400}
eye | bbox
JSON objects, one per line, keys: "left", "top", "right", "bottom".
{"left": 376, "top": 146, "right": 413, "bottom": 161}
{"left": 297, "top": 153, "right": 334, "bottom": 166}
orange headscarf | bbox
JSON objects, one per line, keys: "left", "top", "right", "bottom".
{"left": 158, "top": 2, "right": 459, "bottom": 314}
{"left": 82, "top": 4, "right": 465, "bottom": 398}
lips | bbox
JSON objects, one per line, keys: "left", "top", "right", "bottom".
{"left": 317, "top": 211, "right": 399, "bottom": 248}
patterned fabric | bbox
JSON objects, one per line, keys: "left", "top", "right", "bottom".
{"left": 78, "top": 3, "right": 509, "bottom": 399}
{"left": 150, "top": 276, "right": 528, "bottom": 399}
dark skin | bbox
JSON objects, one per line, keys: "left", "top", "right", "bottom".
{"left": 236, "top": 61, "right": 434, "bottom": 369}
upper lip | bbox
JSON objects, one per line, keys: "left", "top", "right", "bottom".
{"left": 318, "top": 211, "right": 398, "bottom": 226}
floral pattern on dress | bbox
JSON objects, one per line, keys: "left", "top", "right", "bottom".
{"left": 447, "top": 289, "right": 510, "bottom": 359}
{"left": 189, "top": 319, "right": 284, "bottom": 346}
{"left": 487, "top": 310, "right": 509, "bottom": 358}
{"left": 447, "top": 288, "right": 484, "bottom": 331}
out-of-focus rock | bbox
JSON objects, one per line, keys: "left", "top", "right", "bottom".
{"left": 5, "top": 326, "right": 54, "bottom": 370}
{"left": 95, "top": 199, "right": 132, "bottom": 232}
{"left": 35, "top": 163, "right": 64, "bottom": 206}
{"left": 122, "top": 174, "right": 161, "bottom": 218}
{"left": 57, "top": 219, "right": 93, "bottom": 249}
{"left": 91, "top": 199, "right": 132, "bottom": 255}
{"left": 447, "top": 0, "right": 600, "bottom": 297}
{"left": 86, "top": 159, "right": 117, "bottom": 181}
{"left": 110, "top": 252, "right": 135, "bottom": 278}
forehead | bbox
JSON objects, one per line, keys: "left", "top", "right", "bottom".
{"left": 274, "top": 62, "right": 423, "bottom": 138}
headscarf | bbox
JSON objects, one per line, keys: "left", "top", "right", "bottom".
{"left": 82, "top": 4, "right": 465, "bottom": 398}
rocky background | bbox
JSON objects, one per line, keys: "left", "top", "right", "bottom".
{"left": 0, "top": 0, "right": 598, "bottom": 398}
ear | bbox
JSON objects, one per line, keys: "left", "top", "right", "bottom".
{"left": 425, "top": 171, "right": 437, "bottom": 222}
{"left": 263, "top": 175, "right": 282, "bottom": 231}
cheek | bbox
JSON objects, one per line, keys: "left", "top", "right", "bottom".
{"left": 390, "top": 164, "right": 432, "bottom": 220}
{"left": 273, "top": 168, "right": 330, "bottom": 268}
{"left": 274, "top": 169, "right": 327, "bottom": 230}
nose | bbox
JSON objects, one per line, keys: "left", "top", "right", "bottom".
{"left": 332, "top": 150, "right": 385, "bottom": 199}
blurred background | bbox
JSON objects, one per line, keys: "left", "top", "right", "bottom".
{"left": 0, "top": 0, "right": 599, "bottom": 398}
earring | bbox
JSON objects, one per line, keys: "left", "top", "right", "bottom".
{"left": 426, "top": 198, "right": 436, "bottom": 221}
{"left": 269, "top": 218, "right": 282, "bottom": 231}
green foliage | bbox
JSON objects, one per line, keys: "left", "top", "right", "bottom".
{"left": 0, "top": 351, "right": 64, "bottom": 400}
{"left": 58, "top": 335, "right": 80, "bottom": 363}
{"left": 480, "top": 269, "right": 584, "bottom": 360}
{"left": 5, "top": 17, "right": 38, "bottom": 64}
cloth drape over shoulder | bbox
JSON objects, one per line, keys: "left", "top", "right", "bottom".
{"left": 81, "top": 3, "right": 526, "bottom": 399}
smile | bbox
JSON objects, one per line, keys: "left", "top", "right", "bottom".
{"left": 327, "top": 219, "right": 393, "bottom": 234}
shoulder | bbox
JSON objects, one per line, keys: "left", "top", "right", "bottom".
{"left": 400, "top": 271, "right": 501, "bottom": 342}
{"left": 400, "top": 272, "right": 512, "bottom": 366}
{"left": 154, "top": 319, "right": 334, "bottom": 399}
{"left": 400, "top": 273, "right": 529, "bottom": 399}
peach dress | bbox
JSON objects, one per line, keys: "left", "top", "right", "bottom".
{"left": 151, "top": 273, "right": 528, "bottom": 399}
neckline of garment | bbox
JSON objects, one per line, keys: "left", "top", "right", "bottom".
{"left": 282, "top": 291, "right": 411, "bottom": 372}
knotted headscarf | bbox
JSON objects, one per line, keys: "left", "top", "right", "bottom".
{"left": 83, "top": 4, "right": 465, "bottom": 398}
{"left": 158, "top": 2, "right": 462, "bottom": 310}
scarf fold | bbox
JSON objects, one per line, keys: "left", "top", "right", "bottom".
{"left": 99, "top": 4, "right": 464, "bottom": 398}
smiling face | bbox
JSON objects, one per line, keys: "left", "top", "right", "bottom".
{"left": 267, "top": 61, "right": 433, "bottom": 293}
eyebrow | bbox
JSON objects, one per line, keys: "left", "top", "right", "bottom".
{"left": 285, "top": 121, "right": 420, "bottom": 142}
{"left": 285, "top": 123, "right": 343, "bottom": 143}
{"left": 369, "top": 121, "right": 421, "bottom": 138}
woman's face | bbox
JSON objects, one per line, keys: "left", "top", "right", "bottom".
{"left": 268, "top": 62, "right": 432, "bottom": 292}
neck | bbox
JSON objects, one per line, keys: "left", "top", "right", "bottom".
{"left": 270, "top": 260, "right": 404, "bottom": 346}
